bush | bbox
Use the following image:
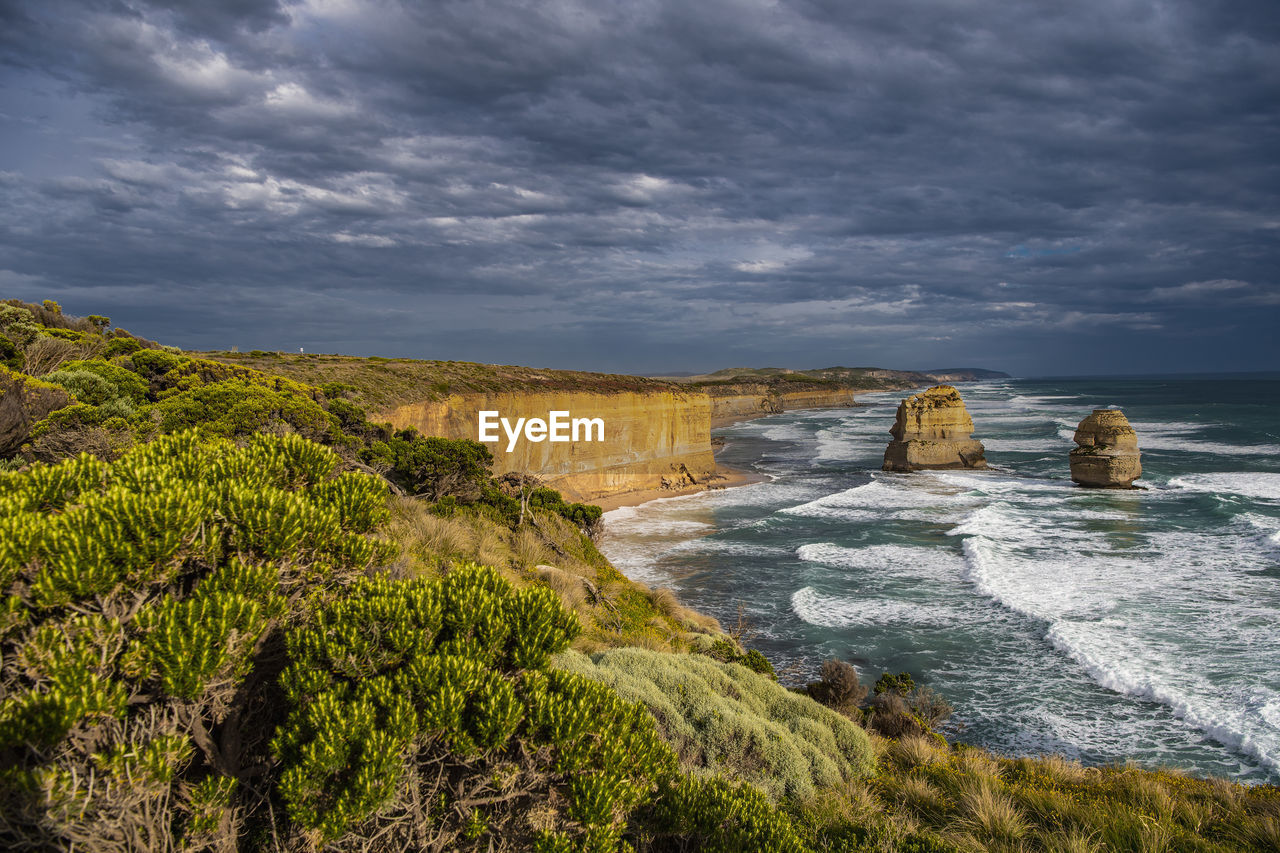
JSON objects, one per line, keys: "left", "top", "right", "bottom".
{"left": 556, "top": 648, "right": 875, "bottom": 801}
{"left": 0, "top": 333, "right": 20, "bottom": 371}
{"left": 273, "top": 564, "right": 679, "bottom": 849}
{"left": 527, "top": 486, "right": 603, "bottom": 536}
{"left": 144, "top": 379, "right": 340, "bottom": 442}
{"left": 647, "top": 774, "right": 807, "bottom": 852}
{"left": 364, "top": 430, "right": 493, "bottom": 501}
{"left": 46, "top": 359, "right": 149, "bottom": 405}
{"left": 698, "top": 636, "right": 777, "bottom": 678}
{"left": 807, "top": 659, "right": 869, "bottom": 717}
{"left": 0, "top": 366, "right": 73, "bottom": 456}
{"left": 0, "top": 431, "right": 392, "bottom": 850}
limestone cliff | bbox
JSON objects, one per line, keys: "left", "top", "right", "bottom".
{"left": 385, "top": 390, "right": 715, "bottom": 503}
{"left": 707, "top": 387, "right": 859, "bottom": 427}
{"left": 195, "top": 352, "right": 1005, "bottom": 503}
{"left": 1069, "top": 409, "right": 1142, "bottom": 488}
{"left": 882, "top": 385, "right": 988, "bottom": 472}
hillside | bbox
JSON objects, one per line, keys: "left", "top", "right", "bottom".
{"left": 198, "top": 350, "right": 687, "bottom": 414}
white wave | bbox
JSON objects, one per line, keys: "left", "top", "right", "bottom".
{"left": 1238, "top": 512, "right": 1280, "bottom": 548}
{"left": 1130, "top": 420, "right": 1209, "bottom": 434}
{"left": 928, "top": 470, "right": 1068, "bottom": 496}
{"left": 1169, "top": 472, "right": 1280, "bottom": 501}
{"left": 1010, "top": 394, "right": 1078, "bottom": 408}
{"left": 950, "top": 502, "right": 1130, "bottom": 621}
{"left": 982, "top": 437, "right": 1073, "bottom": 453}
{"left": 669, "top": 539, "right": 790, "bottom": 558}
{"left": 762, "top": 423, "right": 810, "bottom": 441}
{"left": 791, "top": 586, "right": 967, "bottom": 628}
{"left": 796, "top": 542, "right": 965, "bottom": 582}
{"left": 814, "top": 426, "right": 880, "bottom": 461}
{"left": 1142, "top": 437, "right": 1280, "bottom": 456}
{"left": 782, "top": 476, "right": 983, "bottom": 522}
{"left": 1047, "top": 620, "right": 1280, "bottom": 774}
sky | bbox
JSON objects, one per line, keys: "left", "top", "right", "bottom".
{"left": 1, "top": 0, "right": 1277, "bottom": 377}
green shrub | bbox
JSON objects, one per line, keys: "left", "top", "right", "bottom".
{"left": 101, "top": 336, "right": 143, "bottom": 358}
{"left": 699, "top": 636, "right": 777, "bottom": 678}
{"left": 46, "top": 358, "right": 149, "bottom": 405}
{"left": 0, "top": 431, "right": 392, "bottom": 849}
{"left": 556, "top": 648, "right": 875, "bottom": 801}
{"left": 527, "top": 486, "right": 604, "bottom": 535}
{"left": 875, "top": 671, "right": 916, "bottom": 696}
{"left": 272, "top": 564, "right": 679, "bottom": 849}
{"left": 144, "top": 379, "right": 340, "bottom": 441}
{"left": 363, "top": 429, "right": 493, "bottom": 501}
{"left": 125, "top": 347, "right": 184, "bottom": 380}
{"left": 648, "top": 774, "right": 808, "bottom": 852}
{"left": 0, "top": 333, "right": 20, "bottom": 370}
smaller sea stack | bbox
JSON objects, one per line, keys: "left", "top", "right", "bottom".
{"left": 883, "top": 385, "right": 988, "bottom": 472}
{"left": 1069, "top": 409, "right": 1142, "bottom": 488}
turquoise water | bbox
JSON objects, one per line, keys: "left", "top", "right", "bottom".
{"left": 598, "top": 377, "right": 1280, "bottom": 784}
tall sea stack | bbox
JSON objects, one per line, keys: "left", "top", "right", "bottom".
{"left": 883, "top": 385, "right": 988, "bottom": 472}
{"left": 1069, "top": 409, "right": 1142, "bottom": 488}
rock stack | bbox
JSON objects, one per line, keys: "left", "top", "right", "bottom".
{"left": 882, "top": 385, "right": 988, "bottom": 472}
{"left": 1069, "top": 409, "right": 1142, "bottom": 488}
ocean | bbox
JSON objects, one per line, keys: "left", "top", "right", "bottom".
{"left": 598, "top": 376, "right": 1280, "bottom": 784}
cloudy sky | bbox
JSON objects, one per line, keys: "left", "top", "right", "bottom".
{"left": 2, "top": 0, "right": 1277, "bottom": 376}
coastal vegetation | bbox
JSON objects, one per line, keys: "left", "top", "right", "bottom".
{"left": 1, "top": 299, "right": 1277, "bottom": 851}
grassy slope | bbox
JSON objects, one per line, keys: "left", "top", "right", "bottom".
{"left": 197, "top": 350, "right": 693, "bottom": 414}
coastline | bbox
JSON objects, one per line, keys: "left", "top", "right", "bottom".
{"left": 596, "top": 401, "right": 865, "bottom": 512}
{"left": 592, "top": 463, "right": 767, "bottom": 512}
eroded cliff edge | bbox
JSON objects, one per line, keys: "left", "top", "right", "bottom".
{"left": 196, "top": 353, "right": 717, "bottom": 502}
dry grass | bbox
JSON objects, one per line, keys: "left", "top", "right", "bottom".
{"left": 955, "top": 749, "right": 1003, "bottom": 783}
{"left": 534, "top": 565, "right": 588, "bottom": 610}
{"left": 1036, "top": 754, "right": 1092, "bottom": 787}
{"left": 385, "top": 498, "right": 739, "bottom": 655}
{"left": 646, "top": 587, "right": 680, "bottom": 619}
{"left": 195, "top": 349, "right": 687, "bottom": 413}
{"left": 889, "top": 735, "right": 949, "bottom": 770}
{"left": 1117, "top": 769, "right": 1175, "bottom": 822}
{"left": 473, "top": 523, "right": 508, "bottom": 569}
{"left": 389, "top": 499, "right": 474, "bottom": 572}
{"left": 958, "top": 782, "right": 1030, "bottom": 843}
{"left": 1233, "top": 814, "right": 1280, "bottom": 851}
{"left": 1039, "top": 828, "right": 1102, "bottom": 853}
{"left": 890, "top": 774, "right": 949, "bottom": 819}
{"left": 513, "top": 526, "right": 549, "bottom": 568}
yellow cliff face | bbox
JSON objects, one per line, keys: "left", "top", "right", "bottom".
{"left": 708, "top": 388, "right": 858, "bottom": 426}
{"left": 386, "top": 390, "right": 716, "bottom": 502}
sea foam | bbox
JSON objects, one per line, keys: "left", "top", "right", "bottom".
{"left": 1169, "top": 472, "right": 1280, "bottom": 501}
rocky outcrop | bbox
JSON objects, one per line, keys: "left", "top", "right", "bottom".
{"left": 882, "top": 385, "right": 988, "bottom": 472}
{"left": 1069, "top": 409, "right": 1142, "bottom": 488}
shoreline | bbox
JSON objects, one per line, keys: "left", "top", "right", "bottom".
{"left": 595, "top": 402, "right": 864, "bottom": 512}
{"left": 596, "top": 397, "right": 918, "bottom": 512}
{"left": 592, "top": 463, "right": 768, "bottom": 512}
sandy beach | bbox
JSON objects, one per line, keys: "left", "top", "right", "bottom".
{"left": 591, "top": 464, "right": 767, "bottom": 512}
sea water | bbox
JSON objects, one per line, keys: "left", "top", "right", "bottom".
{"left": 598, "top": 377, "right": 1280, "bottom": 784}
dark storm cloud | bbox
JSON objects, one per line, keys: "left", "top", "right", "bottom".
{"left": 1, "top": 0, "right": 1277, "bottom": 374}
